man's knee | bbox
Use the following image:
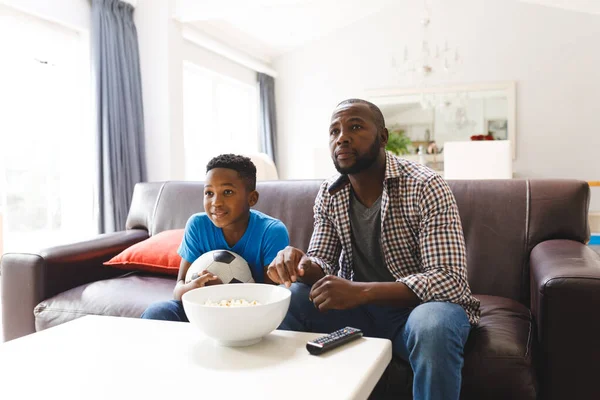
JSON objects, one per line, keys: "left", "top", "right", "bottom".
{"left": 404, "top": 302, "right": 470, "bottom": 354}
{"left": 279, "top": 282, "right": 313, "bottom": 331}
{"left": 287, "top": 282, "right": 313, "bottom": 310}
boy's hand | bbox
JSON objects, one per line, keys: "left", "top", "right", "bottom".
{"left": 174, "top": 270, "right": 223, "bottom": 301}
{"left": 189, "top": 270, "right": 222, "bottom": 288}
{"left": 267, "top": 246, "right": 312, "bottom": 288}
{"left": 203, "top": 275, "right": 224, "bottom": 286}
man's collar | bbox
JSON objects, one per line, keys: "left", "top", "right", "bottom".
{"left": 384, "top": 151, "right": 402, "bottom": 180}
{"left": 328, "top": 174, "right": 350, "bottom": 195}
{"left": 328, "top": 152, "right": 400, "bottom": 196}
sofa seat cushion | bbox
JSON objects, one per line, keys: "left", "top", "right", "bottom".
{"left": 377, "top": 295, "right": 536, "bottom": 400}
{"left": 34, "top": 273, "right": 175, "bottom": 332}
{"left": 461, "top": 294, "right": 536, "bottom": 399}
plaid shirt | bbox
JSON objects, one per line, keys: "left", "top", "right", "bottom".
{"left": 307, "top": 153, "right": 480, "bottom": 325}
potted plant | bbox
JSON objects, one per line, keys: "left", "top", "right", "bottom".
{"left": 385, "top": 129, "right": 412, "bottom": 155}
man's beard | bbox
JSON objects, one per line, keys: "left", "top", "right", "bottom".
{"left": 333, "top": 136, "right": 381, "bottom": 175}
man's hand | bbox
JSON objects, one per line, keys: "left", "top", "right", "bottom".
{"left": 267, "top": 246, "right": 312, "bottom": 288}
{"left": 309, "top": 275, "right": 366, "bottom": 311}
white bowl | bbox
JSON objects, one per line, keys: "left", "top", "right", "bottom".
{"left": 182, "top": 283, "right": 291, "bottom": 347}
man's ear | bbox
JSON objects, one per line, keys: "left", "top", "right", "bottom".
{"left": 380, "top": 127, "right": 389, "bottom": 148}
{"left": 248, "top": 190, "right": 259, "bottom": 207}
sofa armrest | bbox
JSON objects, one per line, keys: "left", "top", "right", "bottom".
{"left": 530, "top": 239, "right": 600, "bottom": 400}
{"left": 1, "top": 229, "right": 149, "bottom": 342}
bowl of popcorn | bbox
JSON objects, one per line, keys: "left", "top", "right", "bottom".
{"left": 182, "top": 283, "right": 291, "bottom": 347}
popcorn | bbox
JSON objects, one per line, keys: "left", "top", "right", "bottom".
{"left": 204, "top": 298, "right": 261, "bottom": 307}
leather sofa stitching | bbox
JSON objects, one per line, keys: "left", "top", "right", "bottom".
{"left": 521, "top": 180, "right": 531, "bottom": 306}
{"left": 525, "top": 309, "right": 532, "bottom": 358}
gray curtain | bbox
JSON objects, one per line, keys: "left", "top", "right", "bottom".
{"left": 91, "top": 0, "right": 147, "bottom": 233}
{"left": 257, "top": 72, "right": 278, "bottom": 165}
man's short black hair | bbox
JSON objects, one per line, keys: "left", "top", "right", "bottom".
{"left": 336, "top": 98, "right": 386, "bottom": 133}
{"left": 206, "top": 154, "right": 257, "bottom": 191}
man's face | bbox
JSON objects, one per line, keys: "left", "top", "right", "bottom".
{"left": 203, "top": 168, "right": 257, "bottom": 229}
{"left": 329, "top": 103, "right": 386, "bottom": 175}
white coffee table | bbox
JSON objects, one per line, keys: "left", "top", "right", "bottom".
{"left": 0, "top": 315, "right": 392, "bottom": 400}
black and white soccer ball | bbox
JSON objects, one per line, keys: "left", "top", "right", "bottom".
{"left": 185, "top": 250, "right": 254, "bottom": 284}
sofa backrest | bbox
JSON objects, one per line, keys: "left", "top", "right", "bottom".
{"left": 447, "top": 179, "right": 589, "bottom": 305}
{"left": 125, "top": 180, "right": 323, "bottom": 252}
{"left": 126, "top": 179, "right": 589, "bottom": 305}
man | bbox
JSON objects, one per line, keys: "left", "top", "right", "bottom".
{"left": 268, "top": 99, "right": 480, "bottom": 400}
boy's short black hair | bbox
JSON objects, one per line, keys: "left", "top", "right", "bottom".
{"left": 206, "top": 154, "right": 257, "bottom": 191}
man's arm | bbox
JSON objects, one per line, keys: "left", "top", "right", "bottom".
{"left": 396, "top": 174, "right": 472, "bottom": 305}
{"left": 297, "top": 259, "right": 326, "bottom": 285}
{"left": 309, "top": 276, "right": 420, "bottom": 310}
{"left": 304, "top": 181, "right": 342, "bottom": 276}
{"left": 267, "top": 182, "right": 339, "bottom": 286}
{"left": 360, "top": 281, "right": 420, "bottom": 306}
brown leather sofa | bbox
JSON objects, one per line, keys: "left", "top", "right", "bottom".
{"left": 2, "top": 179, "right": 599, "bottom": 399}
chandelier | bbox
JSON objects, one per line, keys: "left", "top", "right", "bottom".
{"left": 393, "top": 0, "right": 461, "bottom": 87}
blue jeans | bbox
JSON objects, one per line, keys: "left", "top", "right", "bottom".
{"left": 141, "top": 300, "right": 189, "bottom": 322}
{"left": 278, "top": 283, "right": 471, "bottom": 400}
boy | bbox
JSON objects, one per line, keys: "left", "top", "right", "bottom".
{"left": 142, "top": 154, "right": 289, "bottom": 321}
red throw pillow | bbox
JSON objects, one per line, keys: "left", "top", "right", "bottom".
{"left": 104, "top": 229, "right": 184, "bottom": 276}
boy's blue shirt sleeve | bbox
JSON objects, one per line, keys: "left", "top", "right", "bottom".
{"left": 261, "top": 220, "right": 290, "bottom": 267}
{"left": 178, "top": 215, "right": 202, "bottom": 263}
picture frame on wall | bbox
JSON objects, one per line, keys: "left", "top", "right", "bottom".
{"left": 485, "top": 119, "right": 508, "bottom": 140}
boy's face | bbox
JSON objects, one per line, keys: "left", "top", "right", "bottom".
{"left": 203, "top": 168, "right": 258, "bottom": 230}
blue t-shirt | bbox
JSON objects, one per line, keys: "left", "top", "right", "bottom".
{"left": 178, "top": 209, "right": 289, "bottom": 283}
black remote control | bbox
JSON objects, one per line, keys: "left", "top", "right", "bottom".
{"left": 306, "top": 327, "right": 363, "bottom": 355}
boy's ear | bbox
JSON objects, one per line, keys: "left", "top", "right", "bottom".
{"left": 248, "top": 190, "right": 259, "bottom": 207}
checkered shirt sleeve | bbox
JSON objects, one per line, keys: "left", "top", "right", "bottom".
{"left": 306, "top": 181, "right": 341, "bottom": 276}
{"left": 396, "top": 174, "right": 477, "bottom": 321}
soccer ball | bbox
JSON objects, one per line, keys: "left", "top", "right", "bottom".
{"left": 185, "top": 250, "right": 255, "bottom": 285}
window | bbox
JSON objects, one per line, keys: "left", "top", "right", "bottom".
{"left": 0, "top": 7, "right": 95, "bottom": 253}
{"left": 183, "top": 62, "right": 259, "bottom": 180}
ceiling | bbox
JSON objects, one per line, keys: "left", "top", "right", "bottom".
{"left": 174, "top": 0, "right": 401, "bottom": 62}
{"left": 517, "top": 0, "right": 600, "bottom": 16}
{"left": 174, "top": 0, "right": 600, "bottom": 64}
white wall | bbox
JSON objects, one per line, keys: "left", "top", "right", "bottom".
{"left": 183, "top": 41, "right": 256, "bottom": 86}
{"left": 273, "top": 0, "right": 600, "bottom": 209}
{"left": 1, "top": 0, "right": 258, "bottom": 185}
{"left": 0, "top": 0, "right": 90, "bottom": 31}
{"left": 136, "top": 0, "right": 259, "bottom": 182}
{"left": 135, "top": 0, "right": 180, "bottom": 182}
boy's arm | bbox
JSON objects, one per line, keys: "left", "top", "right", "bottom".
{"left": 173, "top": 259, "right": 221, "bottom": 300}
{"left": 173, "top": 259, "right": 192, "bottom": 301}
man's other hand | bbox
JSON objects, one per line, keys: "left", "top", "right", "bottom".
{"left": 309, "top": 275, "right": 366, "bottom": 311}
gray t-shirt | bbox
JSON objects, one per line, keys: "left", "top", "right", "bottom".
{"left": 349, "top": 190, "right": 396, "bottom": 282}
